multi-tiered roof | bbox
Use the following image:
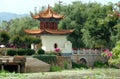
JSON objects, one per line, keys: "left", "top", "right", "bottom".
{"left": 24, "top": 6, "right": 74, "bottom": 35}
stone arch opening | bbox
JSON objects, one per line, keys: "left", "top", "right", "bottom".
{"left": 79, "top": 58, "right": 87, "bottom": 65}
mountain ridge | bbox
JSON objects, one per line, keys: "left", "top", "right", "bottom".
{"left": 0, "top": 12, "right": 28, "bottom": 23}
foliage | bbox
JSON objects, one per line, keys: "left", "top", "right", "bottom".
{"left": 0, "top": 31, "right": 10, "bottom": 45}
{"left": 93, "top": 61, "right": 109, "bottom": 68}
{"left": 5, "top": 17, "right": 39, "bottom": 36}
{"left": 72, "top": 62, "right": 88, "bottom": 69}
{"left": 22, "top": 36, "right": 33, "bottom": 48}
{"left": 17, "top": 49, "right": 26, "bottom": 56}
{"left": 0, "top": 71, "right": 27, "bottom": 79}
{"left": 0, "top": 21, "right": 11, "bottom": 32}
{"left": 26, "top": 49, "right": 35, "bottom": 56}
{"left": 31, "top": 37, "right": 41, "bottom": 44}
{"left": 112, "top": 41, "right": 120, "bottom": 59}
{"left": 10, "top": 35, "right": 23, "bottom": 48}
{"left": 45, "top": 51, "right": 56, "bottom": 55}
{"left": 33, "top": 55, "right": 57, "bottom": 64}
{"left": 7, "top": 48, "right": 35, "bottom": 56}
{"left": 7, "top": 49, "right": 16, "bottom": 56}
{"left": 37, "top": 48, "right": 45, "bottom": 55}
{"left": 109, "top": 41, "right": 120, "bottom": 68}
{"left": 50, "top": 66, "right": 62, "bottom": 72}
{"left": 23, "top": 36, "right": 41, "bottom": 48}
{"left": 10, "top": 35, "right": 41, "bottom": 48}
{"left": 0, "top": 1, "right": 119, "bottom": 49}
{"left": 63, "top": 61, "right": 68, "bottom": 69}
{"left": 108, "top": 58, "right": 120, "bottom": 69}
{"left": 101, "top": 49, "right": 113, "bottom": 59}
{"left": 0, "top": 69, "right": 120, "bottom": 78}
{"left": 53, "top": 1, "right": 118, "bottom": 49}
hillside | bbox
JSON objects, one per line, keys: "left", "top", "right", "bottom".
{"left": 0, "top": 12, "right": 28, "bottom": 23}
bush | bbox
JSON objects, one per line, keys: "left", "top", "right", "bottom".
{"left": 33, "top": 55, "right": 57, "bottom": 64}
{"left": 93, "top": 61, "right": 109, "bottom": 68}
{"left": 37, "top": 48, "right": 45, "bottom": 55}
{"left": 45, "top": 51, "right": 56, "bottom": 55}
{"left": 112, "top": 41, "right": 120, "bottom": 59}
{"left": 17, "top": 49, "right": 26, "bottom": 56}
{"left": 7, "top": 49, "right": 35, "bottom": 56}
{"left": 50, "top": 66, "right": 62, "bottom": 72}
{"left": 72, "top": 62, "right": 88, "bottom": 69}
{"left": 7, "top": 49, "right": 16, "bottom": 56}
{"left": 63, "top": 61, "right": 68, "bottom": 69}
{"left": 109, "top": 58, "right": 120, "bottom": 69}
{"left": 26, "top": 49, "right": 35, "bottom": 56}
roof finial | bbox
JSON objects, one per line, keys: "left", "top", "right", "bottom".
{"left": 48, "top": 4, "right": 50, "bottom": 9}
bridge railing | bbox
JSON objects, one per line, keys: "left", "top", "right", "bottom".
{"left": 72, "top": 49, "right": 102, "bottom": 55}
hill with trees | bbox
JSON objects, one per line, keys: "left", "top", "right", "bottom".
{"left": 0, "top": 12, "right": 28, "bottom": 23}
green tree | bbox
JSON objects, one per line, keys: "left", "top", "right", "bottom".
{"left": 109, "top": 41, "right": 120, "bottom": 68}
{"left": 23, "top": 36, "right": 41, "bottom": 48}
{"left": 10, "top": 35, "right": 24, "bottom": 48}
{"left": 0, "top": 20, "right": 11, "bottom": 31}
{"left": 110, "top": 1, "right": 120, "bottom": 49}
{"left": 0, "top": 31, "right": 10, "bottom": 45}
{"left": 10, "top": 35, "right": 41, "bottom": 48}
{"left": 0, "top": 1, "right": 118, "bottom": 50}
{"left": 8, "top": 16, "right": 39, "bottom": 36}
{"left": 23, "top": 35, "right": 33, "bottom": 48}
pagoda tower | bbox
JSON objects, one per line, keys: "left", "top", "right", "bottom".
{"left": 25, "top": 6, "right": 74, "bottom": 52}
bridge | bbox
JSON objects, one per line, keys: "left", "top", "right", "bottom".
{"left": 70, "top": 49, "right": 106, "bottom": 67}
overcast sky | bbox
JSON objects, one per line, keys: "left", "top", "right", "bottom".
{"left": 0, "top": 0, "right": 119, "bottom": 14}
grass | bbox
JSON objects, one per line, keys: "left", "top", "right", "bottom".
{"left": 0, "top": 68, "right": 120, "bottom": 79}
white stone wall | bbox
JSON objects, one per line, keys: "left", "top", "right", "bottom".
{"left": 41, "top": 35, "right": 68, "bottom": 52}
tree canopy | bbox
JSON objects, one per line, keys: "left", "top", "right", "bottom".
{"left": 0, "top": 1, "right": 119, "bottom": 49}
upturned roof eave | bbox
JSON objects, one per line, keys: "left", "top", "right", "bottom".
{"left": 24, "top": 29, "right": 74, "bottom": 35}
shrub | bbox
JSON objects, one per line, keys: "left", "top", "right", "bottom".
{"left": 7, "top": 49, "right": 35, "bottom": 56}
{"left": 17, "top": 49, "right": 26, "bottom": 56}
{"left": 112, "top": 41, "right": 120, "bottom": 59}
{"left": 63, "top": 61, "right": 68, "bottom": 69}
{"left": 50, "top": 66, "right": 62, "bottom": 72}
{"left": 93, "top": 61, "right": 109, "bottom": 68}
{"left": 45, "top": 51, "right": 56, "bottom": 55}
{"left": 7, "top": 49, "right": 16, "bottom": 56}
{"left": 72, "top": 62, "right": 88, "bottom": 69}
{"left": 0, "top": 31, "right": 10, "bottom": 45}
{"left": 109, "top": 41, "right": 120, "bottom": 68}
{"left": 33, "top": 55, "right": 57, "bottom": 64}
{"left": 109, "top": 58, "right": 120, "bottom": 69}
{"left": 26, "top": 49, "right": 35, "bottom": 56}
{"left": 37, "top": 48, "right": 45, "bottom": 55}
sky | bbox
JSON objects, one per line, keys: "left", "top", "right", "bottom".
{"left": 0, "top": 0, "right": 119, "bottom": 14}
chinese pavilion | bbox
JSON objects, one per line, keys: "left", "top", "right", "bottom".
{"left": 25, "top": 6, "right": 74, "bottom": 52}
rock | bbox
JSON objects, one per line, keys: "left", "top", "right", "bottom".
{"left": 25, "top": 58, "right": 50, "bottom": 73}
